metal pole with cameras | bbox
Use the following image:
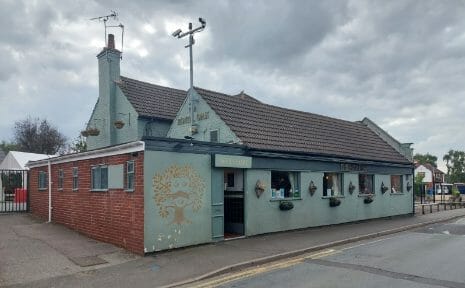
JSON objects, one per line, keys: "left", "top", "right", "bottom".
{"left": 172, "top": 18, "right": 206, "bottom": 134}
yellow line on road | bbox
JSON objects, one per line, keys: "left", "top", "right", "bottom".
{"left": 189, "top": 249, "right": 338, "bottom": 288}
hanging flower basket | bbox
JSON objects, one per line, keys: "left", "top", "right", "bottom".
{"left": 364, "top": 196, "right": 374, "bottom": 204}
{"left": 279, "top": 201, "right": 294, "bottom": 211}
{"left": 114, "top": 120, "right": 125, "bottom": 129}
{"left": 80, "top": 130, "right": 89, "bottom": 137}
{"left": 87, "top": 128, "right": 100, "bottom": 136}
{"left": 329, "top": 197, "right": 341, "bottom": 207}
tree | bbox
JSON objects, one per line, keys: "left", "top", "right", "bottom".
{"left": 413, "top": 153, "right": 438, "bottom": 167}
{"left": 0, "top": 141, "right": 17, "bottom": 153}
{"left": 68, "top": 135, "right": 87, "bottom": 153}
{"left": 13, "top": 117, "right": 67, "bottom": 155}
{"left": 443, "top": 150, "right": 465, "bottom": 183}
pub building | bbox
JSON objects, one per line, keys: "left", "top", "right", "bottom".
{"left": 27, "top": 35, "right": 414, "bottom": 255}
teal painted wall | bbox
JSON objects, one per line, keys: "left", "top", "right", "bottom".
{"left": 138, "top": 118, "right": 172, "bottom": 138}
{"left": 144, "top": 150, "right": 212, "bottom": 252}
{"left": 244, "top": 169, "right": 413, "bottom": 236}
{"left": 167, "top": 89, "right": 241, "bottom": 144}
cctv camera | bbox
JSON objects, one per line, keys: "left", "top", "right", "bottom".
{"left": 172, "top": 29, "right": 182, "bottom": 37}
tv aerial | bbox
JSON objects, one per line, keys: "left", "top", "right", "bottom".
{"left": 90, "top": 11, "right": 125, "bottom": 59}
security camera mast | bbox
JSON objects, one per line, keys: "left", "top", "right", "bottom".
{"left": 172, "top": 18, "right": 207, "bottom": 134}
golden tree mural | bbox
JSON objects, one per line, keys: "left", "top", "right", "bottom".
{"left": 153, "top": 165, "right": 205, "bottom": 225}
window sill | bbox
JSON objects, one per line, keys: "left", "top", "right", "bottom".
{"left": 322, "top": 196, "right": 345, "bottom": 199}
{"left": 125, "top": 189, "right": 134, "bottom": 193}
{"left": 38, "top": 188, "right": 47, "bottom": 191}
{"left": 58, "top": 188, "right": 63, "bottom": 191}
{"left": 91, "top": 189, "right": 108, "bottom": 192}
{"left": 270, "top": 197, "right": 302, "bottom": 202}
{"left": 390, "top": 192, "right": 405, "bottom": 195}
{"left": 72, "top": 189, "right": 78, "bottom": 192}
{"left": 358, "top": 194, "right": 375, "bottom": 197}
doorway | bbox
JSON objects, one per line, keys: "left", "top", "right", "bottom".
{"left": 223, "top": 169, "right": 244, "bottom": 238}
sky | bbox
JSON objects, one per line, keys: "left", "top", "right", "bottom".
{"left": 1, "top": 0, "right": 464, "bottom": 170}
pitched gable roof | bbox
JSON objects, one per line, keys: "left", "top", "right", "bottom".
{"left": 117, "top": 76, "right": 409, "bottom": 164}
{"left": 117, "top": 76, "right": 187, "bottom": 120}
{"left": 195, "top": 87, "right": 410, "bottom": 164}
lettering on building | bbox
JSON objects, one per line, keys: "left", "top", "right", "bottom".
{"left": 177, "top": 116, "right": 191, "bottom": 126}
{"left": 340, "top": 163, "right": 367, "bottom": 172}
{"left": 197, "top": 112, "right": 209, "bottom": 121}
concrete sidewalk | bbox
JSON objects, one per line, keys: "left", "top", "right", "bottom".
{"left": 3, "top": 208, "right": 465, "bottom": 288}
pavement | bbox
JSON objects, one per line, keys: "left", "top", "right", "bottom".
{"left": 2, "top": 208, "right": 465, "bottom": 288}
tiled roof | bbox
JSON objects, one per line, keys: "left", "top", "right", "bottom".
{"left": 117, "top": 76, "right": 187, "bottom": 120}
{"left": 196, "top": 88, "right": 410, "bottom": 164}
{"left": 117, "top": 76, "right": 409, "bottom": 164}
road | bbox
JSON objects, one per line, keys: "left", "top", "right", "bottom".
{"left": 191, "top": 218, "right": 465, "bottom": 288}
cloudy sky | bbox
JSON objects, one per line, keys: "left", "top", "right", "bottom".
{"left": 1, "top": 0, "right": 464, "bottom": 170}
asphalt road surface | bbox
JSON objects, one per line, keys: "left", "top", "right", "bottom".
{"left": 194, "top": 218, "right": 465, "bottom": 288}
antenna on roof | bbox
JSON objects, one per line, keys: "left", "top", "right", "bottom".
{"left": 90, "top": 11, "right": 125, "bottom": 59}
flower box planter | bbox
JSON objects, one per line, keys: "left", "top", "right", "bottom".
{"left": 364, "top": 197, "right": 373, "bottom": 204}
{"left": 329, "top": 197, "right": 341, "bottom": 207}
{"left": 279, "top": 201, "right": 294, "bottom": 211}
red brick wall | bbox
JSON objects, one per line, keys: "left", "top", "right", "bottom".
{"left": 29, "top": 152, "right": 144, "bottom": 255}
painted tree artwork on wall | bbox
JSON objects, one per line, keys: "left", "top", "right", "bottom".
{"left": 153, "top": 165, "right": 205, "bottom": 225}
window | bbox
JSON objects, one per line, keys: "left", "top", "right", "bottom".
{"left": 126, "top": 161, "right": 134, "bottom": 191}
{"left": 391, "top": 175, "right": 403, "bottom": 193}
{"left": 323, "top": 173, "right": 343, "bottom": 197}
{"left": 359, "top": 174, "right": 374, "bottom": 194}
{"left": 38, "top": 171, "right": 47, "bottom": 190}
{"left": 210, "top": 130, "right": 218, "bottom": 143}
{"left": 91, "top": 165, "right": 108, "bottom": 191}
{"left": 58, "top": 169, "right": 64, "bottom": 190}
{"left": 72, "top": 167, "right": 78, "bottom": 190}
{"left": 271, "top": 171, "right": 300, "bottom": 199}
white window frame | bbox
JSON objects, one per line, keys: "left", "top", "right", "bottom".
{"left": 38, "top": 171, "right": 47, "bottom": 190}
{"left": 58, "top": 169, "right": 64, "bottom": 190}
{"left": 126, "top": 160, "right": 135, "bottom": 191}
{"left": 91, "top": 165, "right": 108, "bottom": 191}
{"left": 72, "top": 167, "right": 78, "bottom": 191}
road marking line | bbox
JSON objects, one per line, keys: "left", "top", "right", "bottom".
{"left": 340, "top": 236, "right": 397, "bottom": 252}
{"left": 189, "top": 249, "right": 338, "bottom": 288}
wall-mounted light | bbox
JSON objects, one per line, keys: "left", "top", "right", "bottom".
{"left": 406, "top": 182, "right": 412, "bottom": 192}
{"left": 308, "top": 181, "right": 317, "bottom": 196}
{"left": 381, "top": 182, "right": 389, "bottom": 194}
{"left": 348, "top": 181, "right": 356, "bottom": 195}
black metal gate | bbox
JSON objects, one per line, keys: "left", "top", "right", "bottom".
{"left": 0, "top": 170, "right": 28, "bottom": 213}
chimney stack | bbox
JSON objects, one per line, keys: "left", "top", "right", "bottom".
{"left": 107, "top": 34, "right": 115, "bottom": 49}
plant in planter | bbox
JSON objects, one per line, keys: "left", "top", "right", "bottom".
{"left": 364, "top": 195, "right": 374, "bottom": 204}
{"left": 308, "top": 181, "right": 317, "bottom": 196}
{"left": 329, "top": 196, "right": 341, "bottom": 207}
{"left": 279, "top": 201, "right": 294, "bottom": 211}
{"left": 114, "top": 120, "right": 125, "bottom": 129}
{"left": 255, "top": 180, "right": 266, "bottom": 198}
{"left": 80, "top": 130, "right": 89, "bottom": 137}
